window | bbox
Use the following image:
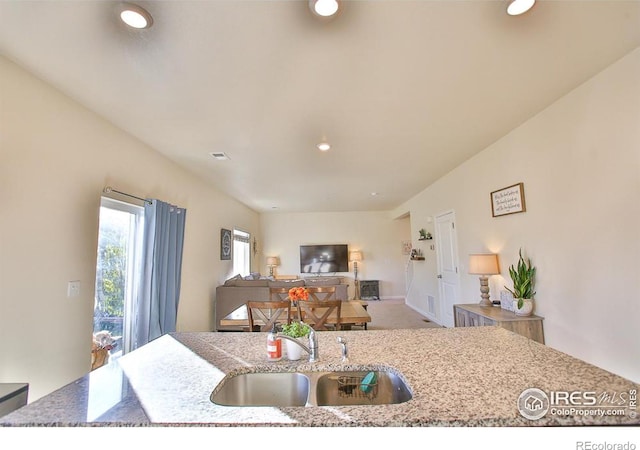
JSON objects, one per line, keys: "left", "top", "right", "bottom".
{"left": 232, "top": 228, "right": 251, "bottom": 277}
{"left": 93, "top": 197, "right": 144, "bottom": 357}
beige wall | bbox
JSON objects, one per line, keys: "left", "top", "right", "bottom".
{"left": 0, "top": 56, "right": 259, "bottom": 401}
{"left": 393, "top": 48, "right": 640, "bottom": 382}
{"left": 260, "top": 211, "right": 411, "bottom": 299}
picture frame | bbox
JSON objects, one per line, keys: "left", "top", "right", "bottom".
{"left": 401, "top": 240, "right": 412, "bottom": 255}
{"left": 220, "top": 228, "right": 232, "bottom": 260}
{"left": 491, "top": 182, "right": 526, "bottom": 217}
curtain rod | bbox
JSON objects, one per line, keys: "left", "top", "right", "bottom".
{"left": 103, "top": 186, "right": 152, "bottom": 205}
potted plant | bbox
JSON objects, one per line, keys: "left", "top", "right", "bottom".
{"left": 280, "top": 321, "right": 311, "bottom": 361}
{"left": 419, "top": 229, "right": 427, "bottom": 240}
{"left": 505, "top": 248, "right": 536, "bottom": 316}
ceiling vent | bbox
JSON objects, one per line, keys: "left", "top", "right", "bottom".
{"left": 209, "top": 152, "right": 230, "bottom": 161}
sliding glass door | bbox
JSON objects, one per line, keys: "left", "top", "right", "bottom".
{"left": 93, "top": 197, "right": 144, "bottom": 357}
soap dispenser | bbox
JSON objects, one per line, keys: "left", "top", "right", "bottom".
{"left": 266, "top": 323, "right": 282, "bottom": 361}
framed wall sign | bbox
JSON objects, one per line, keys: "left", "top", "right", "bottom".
{"left": 220, "top": 228, "right": 232, "bottom": 260}
{"left": 491, "top": 183, "right": 526, "bottom": 217}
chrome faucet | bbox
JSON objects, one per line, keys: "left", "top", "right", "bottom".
{"left": 279, "top": 328, "right": 318, "bottom": 362}
{"left": 337, "top": 336, "right": 348, "bottom": 362}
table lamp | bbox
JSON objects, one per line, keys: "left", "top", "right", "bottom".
{"left": 468, "top": 254, "right": 500, "bottom": 307}
{"left": 349, "top": 251, "right": 362, "bottom": 300}
{"left": 266, "top": 256, "right": 280, "bottom": 277}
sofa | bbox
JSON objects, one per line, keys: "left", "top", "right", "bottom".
{"left": 215, "top": 276, "right": 349, "bottom": 331}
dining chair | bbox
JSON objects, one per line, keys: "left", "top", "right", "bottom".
{"left": 297, "top": 299, "right": 342, "bottom": 331}
{"left": 246, "top": 301, "right": 292, "bottom": 332}
{"left": 269, "top": 287, "right": 291, "bottom": 302}
{"left": 306, "top": 286, "right": 336, "bottom": 302}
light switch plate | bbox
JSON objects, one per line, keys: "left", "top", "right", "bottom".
{"left": 68, "top": 281, "right": 81, "bottom": 298}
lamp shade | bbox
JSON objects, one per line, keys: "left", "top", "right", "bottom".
{"left": 266, "top": 256, "right": 279, "bottom": 266}
{"left": 468, "top": 254, "right": 499, "bottom": 275}
{"left": 349, "top": 251, "right": 362, "bottom": 262}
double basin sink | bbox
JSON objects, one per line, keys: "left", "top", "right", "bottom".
{"left": 210, "top": 368, "right": 412, "bottom": 407}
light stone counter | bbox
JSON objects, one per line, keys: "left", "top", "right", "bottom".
{"left": 1, "top": 327, "right": 638, "bottom": 427}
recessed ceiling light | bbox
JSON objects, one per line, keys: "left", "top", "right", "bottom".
{"left": 507, "top": 0, "right": 535, "bottom": 16}
{"left": 120, "top": 3, "right": 153, "bottom": 29}
{"left": 371, "top": 192, "right": 379, "bottom": 196}
{"left": 317, "top": 142, "right": 331, "bottom": 152}
{"left": 309, "top": 0, "right": 340, "bottom": 18}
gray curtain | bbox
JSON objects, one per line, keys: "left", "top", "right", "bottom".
{"left": 133, "top": 199, "right": 187, "bottom": 350}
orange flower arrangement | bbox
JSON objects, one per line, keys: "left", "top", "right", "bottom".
{"left": 288, "top": 286, "right": 309, "bottom": 302}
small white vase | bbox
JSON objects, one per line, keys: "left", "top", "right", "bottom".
{"left": 513, "top": 298, "right": 533, "bottom": 316}
{"left": 284, "top": 338, "right": 304, "bottom": 361}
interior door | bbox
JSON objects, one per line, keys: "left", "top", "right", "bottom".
{"left": 435, "top": 210, "right": 460, "bottom": 328}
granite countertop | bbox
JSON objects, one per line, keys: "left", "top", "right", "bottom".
{"left": 1, "top": 327, "right": 638, "bottom": 427}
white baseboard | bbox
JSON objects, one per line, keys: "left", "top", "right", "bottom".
{"left": 406, "top": 302, "right": 443, "bottom": 326}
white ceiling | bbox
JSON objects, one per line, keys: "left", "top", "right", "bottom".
{"left": 1, "top": 1, "right": 639, "bottom": 213}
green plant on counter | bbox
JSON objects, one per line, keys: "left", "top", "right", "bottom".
{"left": 505, "top": 248, "right": 536, "bottom": 308}
{"left": 280, "top": 321, "right": 311, "bottom": 339}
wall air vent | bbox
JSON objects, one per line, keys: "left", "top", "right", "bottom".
{"left": 209, "top": 152, "right": 230, "bottom": 160}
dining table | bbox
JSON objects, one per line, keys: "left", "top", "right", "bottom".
{"left": 219, "top": 300, "right": 371, "bottom": 330}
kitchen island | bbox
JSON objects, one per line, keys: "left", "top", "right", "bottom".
{"left": 1, "top": 327, "right": 638, "bottom": 427}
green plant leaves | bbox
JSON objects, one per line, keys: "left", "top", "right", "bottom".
{"left": 280, "top": 321, "right": 310, "bottom": 338}
{"left": 505, "top": 248, "right": 536, "bottom": 301}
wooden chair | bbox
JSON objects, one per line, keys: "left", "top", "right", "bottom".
{"left": 306, "top": 286, "right": 336, "bottom": 302}
{"left": 297, "top": 299, "right": 342, "bottom": 331}
{"left": 246, "top": 301, "right": 292, "bottom": 332}
{"left": 269, "top": 287, "right": 291, "bottom": 302}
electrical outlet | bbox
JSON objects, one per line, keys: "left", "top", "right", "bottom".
{"left": 67, "top": 281, "right": 81, "bottom": 298}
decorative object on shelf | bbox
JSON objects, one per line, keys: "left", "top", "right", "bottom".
{"left": 500, "top": 290, "right": 515, "bottom": 312}
{"left": 505, "top": 248, "right": 536, "bottom": 316}
{"left": 349, "top": 251, "right": 362, "bottom": 300}
{"left": 280, "top": 322, "right": 311, "bottom": 361}
{"left": 220, "top": 228, "right": 232, "bottom": 260}
{"left": 418, "top": 229, "right": 432, "bottom": 240}
{"left": 410, "top": 249, "right": 425, "bottom": 260}
{"left": 491, "top": 182, "right": 526, "bottom": 217}
{"left": 266, "top": 256, "right": 280, "bottom": 277}
{"left": 513, "top": 298, "right": 533, "bottom": 316}
{"left": 468, "top": 253, "right": 500, "bottom": 307}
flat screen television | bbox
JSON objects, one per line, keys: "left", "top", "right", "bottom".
{"left": 299, "top": 244, "right": 349, "bottom": 274}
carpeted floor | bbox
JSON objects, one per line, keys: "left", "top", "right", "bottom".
{"left": 363, "top": 299, "right": 443, "bottom": 330}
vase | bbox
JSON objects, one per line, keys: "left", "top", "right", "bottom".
{"left": 284, "top": 338, "right": 304, "bottom": 361}
{"left": 513, "top": 298, "right": 533, "bottom": 316}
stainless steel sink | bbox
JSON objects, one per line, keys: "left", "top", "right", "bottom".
{"left": 210, "top": 369, "right": 412, "bottom": 407}
{"left": 210, "top": 372, "right": 310, "bottom": 407}
{"left": 315, "top": 370, "right": 412, "bottom": 406}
